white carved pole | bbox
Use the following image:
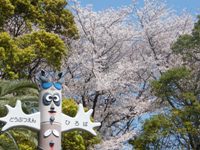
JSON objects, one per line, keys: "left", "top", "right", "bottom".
{"left": 37, "top": 70, "right": 101, "bottom": 149}
{"left": 38, "top": 87, "right": 62, "bottom": 149}
{"left": 38, "top": 71, "right": 63, "bottom": 150}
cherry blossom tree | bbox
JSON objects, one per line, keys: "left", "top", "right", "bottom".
{"left": 64, "top": 1, "right": 140, "bottom": 137}
{"left": 62, "top": 0, "right": 194, "bottom": 149}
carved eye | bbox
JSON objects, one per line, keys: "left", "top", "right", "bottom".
{"left": 53, "top": 94, "right": 60, "bottom": 106}
{"left": 46, "top": 95, "right": 53, "bottom": 102}
{"left": 43, "top": 93, "right": 52, "bottom": 106}
{"left": 53, "top": 95, "right": 59, "bottom": 102}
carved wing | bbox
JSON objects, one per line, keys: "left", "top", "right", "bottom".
{"left": 0, "top": 100, "right": 40, "bottom": 131}
{"left": 61, "top": 104, "right": 101, "bottom": 135}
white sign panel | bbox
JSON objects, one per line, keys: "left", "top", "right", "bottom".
{"left": 61, "top": 103, "right": 101, "bottom": 135}
{"left": 0, "top": 100, "right": 40, "bottom": 131}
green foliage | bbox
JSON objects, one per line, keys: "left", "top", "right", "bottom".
{"left": 62, "top": 98, "right": 78, "bottom": 117}
{"left": 0, "top": 132, "right": 17, "bottom": 150}
{"left": 0, "top": 80, "right": 38, "bottom": 150}
{"left": 172, "top": 15, "right": 200, "bottom": 64}
{"left": 131, "top": 67, "right": 200, "bottom": 149}
{"left": 62, "top": 98, "right": 101, "bottom": 150}
{"left": 0, "top": 0, "right": 78, "bottom": 37}
{"left": 0, "top": 129, "right": 37, "bottom": 150}
{"left": 131, "top": 104, "right": 200, "bottom": 150}
{"left": 11, "top": 129, "right": 37, "bottom": 150}
{"left": 0, "top": 0, "right": 14, "bottom": 29}
{"left": 151, "top": 67, "right": 191, "bottom": 107}
{"left": 37, "top": 0, "right": 78, "bottom": 37}
{"left": 0, "top": 30, "right": 66, "bottom": 79}
{"left": 0, "top": 0, "right": 78, "bottom": 79}
{"left": 0, "top": 80, "right": 37, "bottom": 97}
{"left": 130, "top": 115, "right": 172, "bottom": 150}
{"left": 62, "top": 131, "right": 86, "bottom": 150}
{"left": 0, "top": 80, "right": 38, "bottom": 114}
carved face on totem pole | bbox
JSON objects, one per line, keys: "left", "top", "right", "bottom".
{"left": 39, "top": 70, "right": 63, "bottom": 123}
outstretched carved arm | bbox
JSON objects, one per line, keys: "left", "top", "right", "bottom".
{"left": 0, "top": 100, "right": 40, "bottom": 131}
{"left": 61, "top": 104, "right": 101, "bottom": 135}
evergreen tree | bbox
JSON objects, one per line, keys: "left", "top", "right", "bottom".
{"left": 0, "top": 0, "right": 78, "bottom": 79}
{"left": 130, "top": 15, "right": 200, "bottom": 150}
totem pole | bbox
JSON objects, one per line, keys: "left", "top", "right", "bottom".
{"left": 0, "top": 70, "right": 101, "bottom": 150}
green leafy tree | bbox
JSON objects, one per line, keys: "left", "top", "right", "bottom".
{"left": 0, "top": 0, "right": 78, "bottom": 37}
{"left": 131, "top": 16, "right": 200, "bottom": 150}
{"left": 130, "top": 68, "right": 200, "bottom": 150}
{"left": 0, "top": 31, "right": 66, "bottom": 79}
{"left": 0, "top": 1, "right": 87, "bottom": 148}
{"left": 172, "top": 15, "right": 200, "bottom": 68}
{"left": 130, "top": 114, "right": 172, "bottom": 150}
{"left": 0, "top": 0, "right": 78, "bottom": 79}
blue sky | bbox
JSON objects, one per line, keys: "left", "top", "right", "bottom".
{"left": 79, "top": 0, "right": 200, "bottom": 16}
